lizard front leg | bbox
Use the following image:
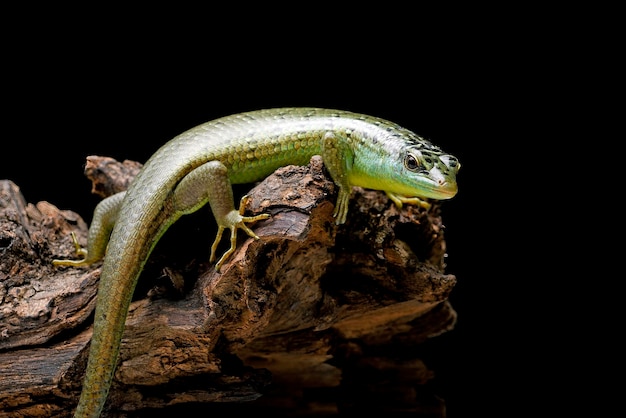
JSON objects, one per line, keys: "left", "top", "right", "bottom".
{"left": 320, "top": 131, "right": 355, "bottom": 225}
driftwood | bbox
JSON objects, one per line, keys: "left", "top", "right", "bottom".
{"left": 0, "top": 155, "right": 457, "bottom": 417}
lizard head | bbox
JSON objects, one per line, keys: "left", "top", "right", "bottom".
{"left": 400, "top": 145, "right": 460, "bottom": 200}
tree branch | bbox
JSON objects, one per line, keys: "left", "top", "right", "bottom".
{"left": 0, "top": 155, "right": 456, "bottom": 417}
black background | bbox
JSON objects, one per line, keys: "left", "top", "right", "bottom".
{"left": 2, "top": 8, "right": 601, "bottom": 418}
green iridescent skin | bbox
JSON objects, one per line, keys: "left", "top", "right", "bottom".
{"left": 52, "top": 107, "right": 460, "bottom": 417}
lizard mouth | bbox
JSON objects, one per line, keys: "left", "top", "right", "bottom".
{"left": 423, "top": 166, "right": 458, "bottom": 199}
{"left": 422, "top": 179, "right": 458, "bottom": 200}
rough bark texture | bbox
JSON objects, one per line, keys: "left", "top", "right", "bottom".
{"left": 0, "top": 155, "right": 457, "bottom": 417}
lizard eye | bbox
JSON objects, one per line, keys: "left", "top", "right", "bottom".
{"left": 404, "top": 154, "right": 421, "bottom": 171}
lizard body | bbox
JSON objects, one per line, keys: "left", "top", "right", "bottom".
{"left": 53, "top": 107, "right": 460, "bottom": 417}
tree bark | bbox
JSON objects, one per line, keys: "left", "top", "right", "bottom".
{"left": 0, "top": 155, "right": 457, "bottom": 417}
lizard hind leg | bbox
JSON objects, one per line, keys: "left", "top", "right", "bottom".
{"left": 210, "top": 195, "right": 270, "bottom": 272}
{"left": 175, "top": 161, "right": 269, "bottom": 272}
{"left": 52, "top": 191, "right": 126, "bottom": 267}
{"left": 52, "top": 231, "right": 90, "bottom": 266}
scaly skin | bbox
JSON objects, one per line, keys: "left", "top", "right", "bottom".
{"left": 52, "top": 107, "right": 460, "bottom": 417}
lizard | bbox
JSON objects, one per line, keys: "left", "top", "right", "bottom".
{"left": 52, "top": 107, "right": 461, "bottom": 417}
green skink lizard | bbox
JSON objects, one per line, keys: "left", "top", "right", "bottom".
{"left": 52, "top": 107, "right": 460, "bottom": 417}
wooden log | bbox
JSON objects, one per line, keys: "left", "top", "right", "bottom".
{"left": 0, "top": 155, "right": 456, "bottom": 417}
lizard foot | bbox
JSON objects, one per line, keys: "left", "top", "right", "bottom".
{"left": 210, "top": 195, "right": 270, "bottom": 272}
{"left": 52, "top": 231, "right": 90, "bottom": 266}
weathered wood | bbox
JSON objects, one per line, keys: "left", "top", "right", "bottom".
{"left": 0, "top": 155, "right": 457, "bottom": 417}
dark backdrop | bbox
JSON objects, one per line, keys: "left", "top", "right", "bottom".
{"left": 2, "top": 69, "right": 493, "bottom": 416}
{"left": 3, "top": 13, "right": 571, "bottom": 417}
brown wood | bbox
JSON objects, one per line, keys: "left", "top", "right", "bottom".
{"left": 0, "top": 155, "right": 457, "bottom": 417}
